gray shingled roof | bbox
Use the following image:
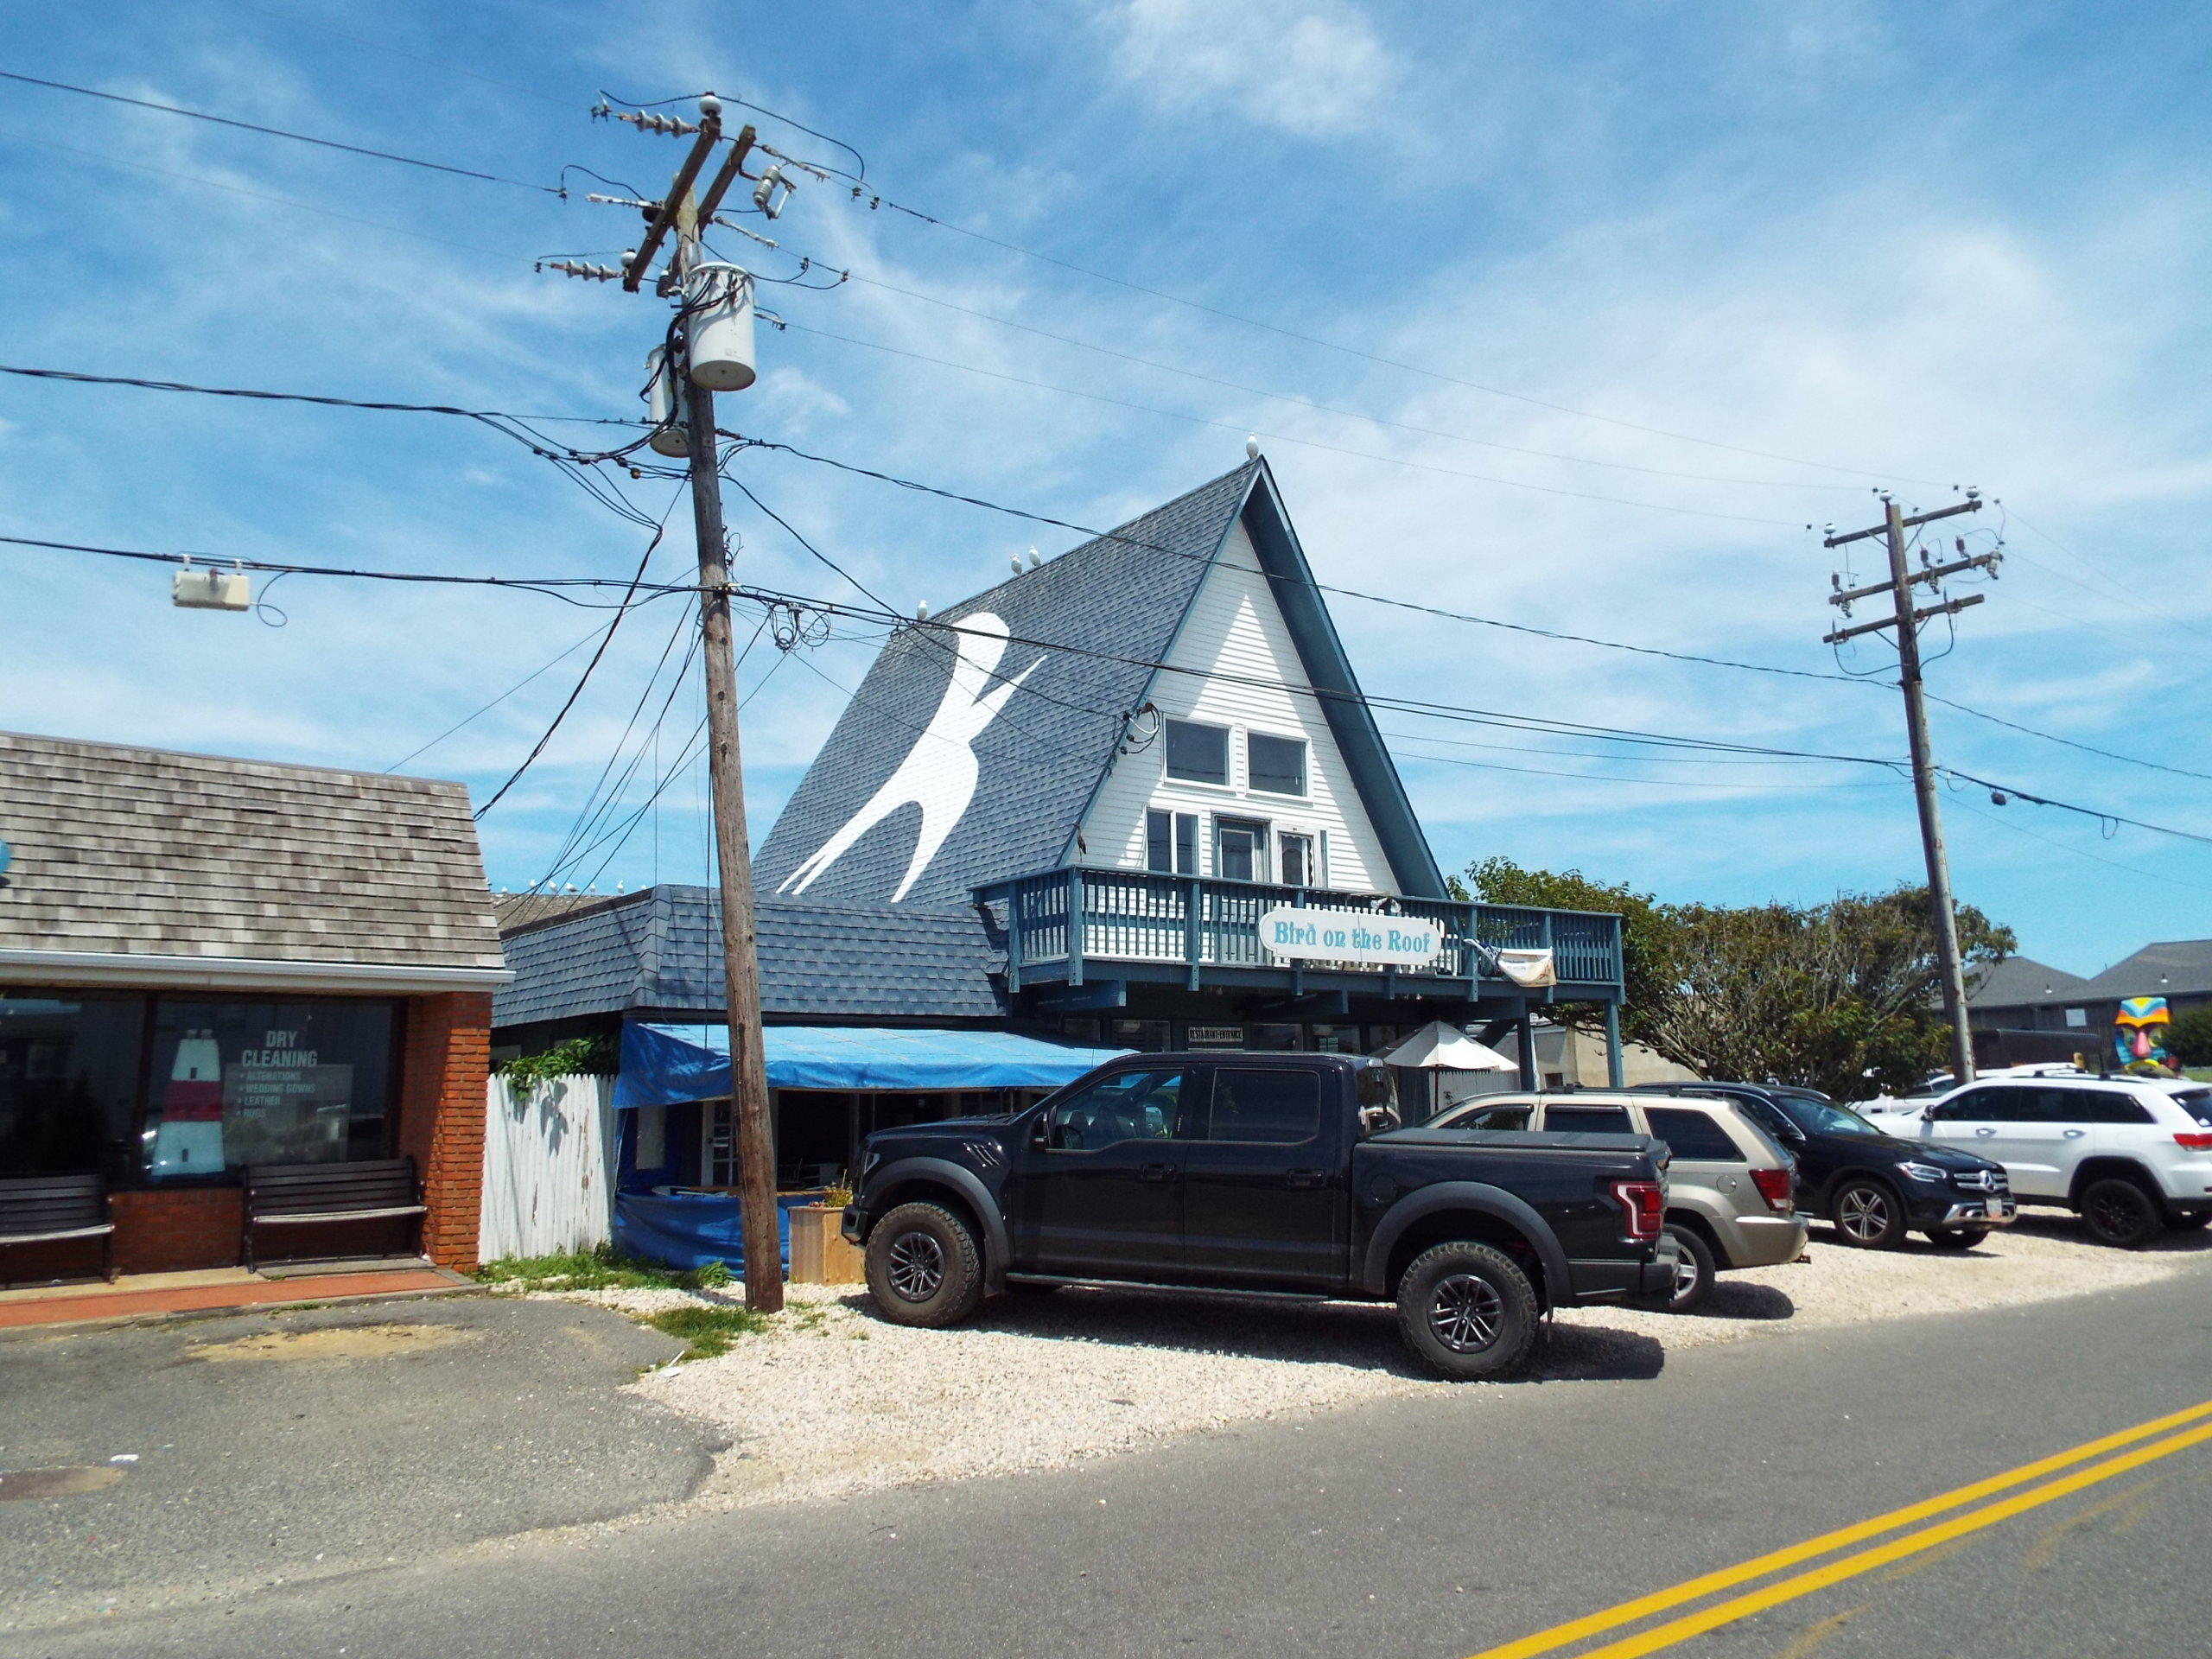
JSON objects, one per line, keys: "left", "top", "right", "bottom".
{"left": 750, "top": 465, "right": 1253, "bottom": 908}
{"left": 494, "top": 885, "right": 1005, "bottom": 1027}
{"left": 0, "top": 728, "right": 504, "bottom": 973}
{"left": 2076, "top": 939, "right": 2212, "bottom": 1001}
{"left": 1967, "top": 955, "right": 2092, "bottom": 1007}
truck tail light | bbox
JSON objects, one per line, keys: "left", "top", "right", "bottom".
{"left": 2175, "top": 1134, "right": 2212, "bottom": 1150}
{"left": 1611, "top": 1180, "right": 1664, "bottom": 1243}
{"left": 1750, "top": 1166, "right": 1796, "bottom": 1214}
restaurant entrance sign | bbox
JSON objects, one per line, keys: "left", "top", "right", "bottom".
{"left": 1257, "top": 907, "right": 1441, "bottom": 969}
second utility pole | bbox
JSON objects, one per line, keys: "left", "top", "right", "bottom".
{"left": 1825, "top": 492, "right": 1996, "bottom": 1086}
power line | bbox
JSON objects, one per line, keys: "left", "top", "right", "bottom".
{"left": 0, "top": 364, "right": 636, "bottom": 431}
{"left": 774, "top": 316, "right": 1802, "bottom": 528}
{"left": 1923, "top": 693, "right": 2212, "bottom": 785}
{"left": 474, "top": 512, "right": 676, "bottom": 818}
{"left": 0, "top": 530, "right": 697, "bottom": 608}
{"left": 0, "top": 67, "right": 563, "bottom": 194}
{"left": 385, "top": 621, "right": 609, "bottom": 772}
{"left": 1936, "top": 766, "right": 2212, "bottom": 850}
{"left": 0, "top": 128, "right": 531, "bottom": 260}
{"left": 1950, "top": 795, "right": 2212, "bottom": 897}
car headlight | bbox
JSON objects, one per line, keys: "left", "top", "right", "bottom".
{"left": 1899, "top": 1161, "right": 1952, "bottom": 1185}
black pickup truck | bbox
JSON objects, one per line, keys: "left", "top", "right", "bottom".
{"left": 842, "top": 1052, "right": 1676, "bottom": 1378}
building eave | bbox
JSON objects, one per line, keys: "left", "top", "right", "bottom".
{"left": 0, "top": 948, "right": 513, "bottom": 995}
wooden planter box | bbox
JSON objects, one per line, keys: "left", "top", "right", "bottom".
{"left": 788, "top": 1205, "right": 866, "bottom": 1286}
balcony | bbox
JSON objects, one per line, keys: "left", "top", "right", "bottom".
{"left": 973, "top": 867, "right": 1624, "bottom": 1005}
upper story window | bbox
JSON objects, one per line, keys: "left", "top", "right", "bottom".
{"left": 1165, "top": 719, "right": 1230, "bottom": 785}
{"left": 1247, "top": 732, "right": 1307, "bottom": 796}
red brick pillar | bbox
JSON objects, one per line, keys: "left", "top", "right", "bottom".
{"left": 397, "top": 992, "right": 493, "bottom": 1271}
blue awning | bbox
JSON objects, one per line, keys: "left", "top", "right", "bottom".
{"left": 613, "top": 1021, "right": 1130, "bottom": 1108}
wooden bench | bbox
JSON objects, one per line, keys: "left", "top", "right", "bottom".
{"left": 0, "top": 1173, "right": 115, "bottom": 1287}
{"left": 242, "top": 1158, "right": 425, "bottom": 1271}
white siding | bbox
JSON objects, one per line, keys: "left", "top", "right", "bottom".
{"left": 1080, "top": 519, "right": 1398, "bottom": 893}
{"left": 479, "top": 1074, "right": 617, "bottom": 1261}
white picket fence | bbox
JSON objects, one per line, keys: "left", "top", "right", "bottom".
{"left": 479, "top": 1074, "right": 619, "bottom": 1262}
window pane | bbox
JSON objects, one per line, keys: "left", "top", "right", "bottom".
{"left": 1218, "top": 824, "right": 1257, "bottom": 881}
{"left": 1173, "top": 813, "right": 1198, "bottom": 874}
{"left": 2076, "top": 1090, "right": 2155, "bottom": 1126}
{"left": 1247, "top": 732, "right": 1306, "bottom": 795}
{"left": 1280, "top": 834, "right": 1309, "bottom": 887}
{"left": 1932, "top": 1087, "right": 2007, "bottom": 1122}
{"left": 1145, "top": 809, "right": 1173, "bottom": 874}
{"left": 1545, "top": 1104, "right": 1635, "bottom": 1135}
{"left": 1109, "top": 1020, "right": 1172, "bottom": 1052}
{"left": 1210, "top": 1069, "right": 1322, "bottom": 1144}
{"left": 1165, "top": 720, "right": 1229, "bottom": 785}
{"left": 0, "top": 991, "right": 145, "bottom": 1178}
{"left": 1643, "top": 1107, "right": 1745, "bottom": 1161}
{"left": 1045, "top": 1069, "right": 1185, "bottom": 1150}
{"left": 144, "top": 1000, "right": 395, "bottom": 1179}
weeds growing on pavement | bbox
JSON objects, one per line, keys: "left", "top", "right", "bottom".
{"left": 646, "top": 1304, "right": 770, "bottom": 1360}
{"left": 474, "top": 1243, "right": 734, "bottom": 1294}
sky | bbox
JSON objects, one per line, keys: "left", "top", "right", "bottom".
{"left": 1, "top": 0, "right": 2207, "bottom": 978}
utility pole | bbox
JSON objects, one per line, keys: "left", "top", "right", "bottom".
{"left": 1824, "top": 492, "right": 1999, "bottom": 1085}
{"left": 556, "top": 93, "right": 784, "bottom": 1309}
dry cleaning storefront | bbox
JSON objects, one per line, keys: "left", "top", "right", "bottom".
{"left": 0, "top": 730, "right": 509, "bottom": 1275}
{"left": 495, "top": 460, "right": 1627, "bottom": 1219}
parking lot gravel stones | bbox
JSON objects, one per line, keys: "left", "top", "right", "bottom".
{"left": 528, "top": 1213, "right": 2212, "bottom": 1511}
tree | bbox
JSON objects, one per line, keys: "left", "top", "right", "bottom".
{"left": 2169, "top": 1004, "right": 2212, "bottom": 1069}
{"left": 1462, "top": 860, "right": 2016, "bottom": 1100}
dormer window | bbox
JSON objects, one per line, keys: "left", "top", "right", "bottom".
{"left": 1165, "top": 719, "right": 1230, "bottom": 785}
{"left": 1247, "top": 732, "right": 1306, "bottom": 796}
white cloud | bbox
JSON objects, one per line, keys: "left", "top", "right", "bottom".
{"left": 1097, "top": 0, "right": 1397, "bottom": 135}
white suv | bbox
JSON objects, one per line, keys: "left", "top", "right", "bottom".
{"left": 1882, "top": 1070, "right": 2212, "bottom": 1247}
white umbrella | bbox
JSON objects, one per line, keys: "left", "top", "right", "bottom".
{"left": 1381, "top": 1020, "right": 1516, "bottom": 1072}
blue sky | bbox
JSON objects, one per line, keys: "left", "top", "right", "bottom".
{"left": 1, "top": 0, "right": 2207, "bottom": 977}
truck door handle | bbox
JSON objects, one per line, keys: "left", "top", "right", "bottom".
{"left": 1138, "top": 1162, "right": 1179, "bottom": 1182}
{"left": 2063, "top": 1128, "right": 2086, "bottom": 1139}
{"left": 1975, "top": 1128, "right": 1997, "bottom": 1136}
{"left": 1286, "top": 1168, "right": 1327, "bottom": 1189}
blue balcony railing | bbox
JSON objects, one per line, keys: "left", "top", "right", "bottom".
{"left": 972, "top": 868, "right": 1623, "bottom": 1001}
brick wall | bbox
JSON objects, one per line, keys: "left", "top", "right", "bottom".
{"left": 396, "top": 991, "right": 493, "bottom": 1271}
{"left": 111, "top": 1187, "right": 244, "bottom": 1274}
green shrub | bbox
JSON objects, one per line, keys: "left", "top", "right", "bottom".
{"left": 2166, "top": 1005, "right": 2212, "bottom": 1068}
{"left": 497, "top": 1035, "right": 616, "bottom": 1089}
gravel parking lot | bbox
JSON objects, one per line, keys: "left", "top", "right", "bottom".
{"left": 530, "top": 1211, "right": 2212, "bottom": 1511}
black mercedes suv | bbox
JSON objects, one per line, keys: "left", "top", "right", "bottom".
{"left": 1629, "top": 1082, "right": 2014, "bottom": 1249}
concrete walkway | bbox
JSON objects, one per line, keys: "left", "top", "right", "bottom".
{"left": 0, "top": 1264, "right": 471, "bottom": 1331}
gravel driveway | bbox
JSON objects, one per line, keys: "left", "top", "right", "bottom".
{"left": 533, "top": 1211, "right": 2212, "bottom": 1512}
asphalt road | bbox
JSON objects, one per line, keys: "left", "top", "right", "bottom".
{"left": 6, "top": 1269, "right": 2212, "bottom": 1658}
{"left": 0, "top": 1295, "right": 713, "bottom": 1635}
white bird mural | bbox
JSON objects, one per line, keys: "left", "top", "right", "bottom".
{"left": 778, "top": 612, "right": 1039, "bottom": 902}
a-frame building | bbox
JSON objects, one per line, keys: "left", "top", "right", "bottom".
{"left": 495, "top": 461, "right": 1623, "bottom": 1179}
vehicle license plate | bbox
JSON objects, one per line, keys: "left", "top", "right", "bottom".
{"left": 1988, "top": 1198, "right": 2016, "bottom": 1222}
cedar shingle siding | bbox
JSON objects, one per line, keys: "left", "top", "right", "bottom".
{"left": 0, "top": 729, "right": 503, "bottom": 969}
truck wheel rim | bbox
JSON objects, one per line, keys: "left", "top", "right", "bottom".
{"left": 887, "top": 1232, "right": 945, "bottom": 1301}
{"left": 1840, "top": 1188, "right": 1889, "bottom": 1241}
{"left": 1428, "top": 1274, "right": 1504, "bottom": 1352}
{"left": 1671, "top": 1250, "right": 1701, "bottom": 1303}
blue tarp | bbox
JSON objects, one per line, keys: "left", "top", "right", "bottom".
{"left": 613, "top": 1021, "right": 1130, "bottom": 1108}
{"left": 612, "top": 1190, "right": 811, "bottom": 1273}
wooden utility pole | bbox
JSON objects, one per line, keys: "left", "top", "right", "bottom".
{"left": 1824, "top": 493, "right": 1998, "bottom": 1085}
{"left": 563, "top": 93, "right": 783, "bottom": 1308}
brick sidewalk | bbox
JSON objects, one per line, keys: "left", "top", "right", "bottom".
{"left": 0, "top": 1266, "right": 474, "bottom": 1331}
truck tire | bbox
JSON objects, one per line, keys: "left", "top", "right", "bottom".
{"left": 1396, "top": 1241, "right": 1540, "bottom": 1381}
{"left": 1831, "top": 1178, "right": 1906, "bottom": 1249}
{"left": 2080, "top": 1179, "right": 2163, "bottom": 1249}
{"left": 865, "top": 1201, "right": 984, "bottom": 1326}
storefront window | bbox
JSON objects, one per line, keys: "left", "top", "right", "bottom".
{"left": 143, "top": 999, "right": 396, "bottom": 1179}
{"left": 0, "top": 992, "right": 145, "bottom": 1177}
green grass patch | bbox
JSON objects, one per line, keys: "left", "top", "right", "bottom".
{"left": 645, "top": 1304, "right": 769, "bottom": 1361}
{"left": 474, "top": 1243, "right": 734, "bottom": 1294}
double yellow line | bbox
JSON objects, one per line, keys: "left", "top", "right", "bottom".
{"left": 1467, "top": 1395, "right": 2212, "bottom": 1659}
